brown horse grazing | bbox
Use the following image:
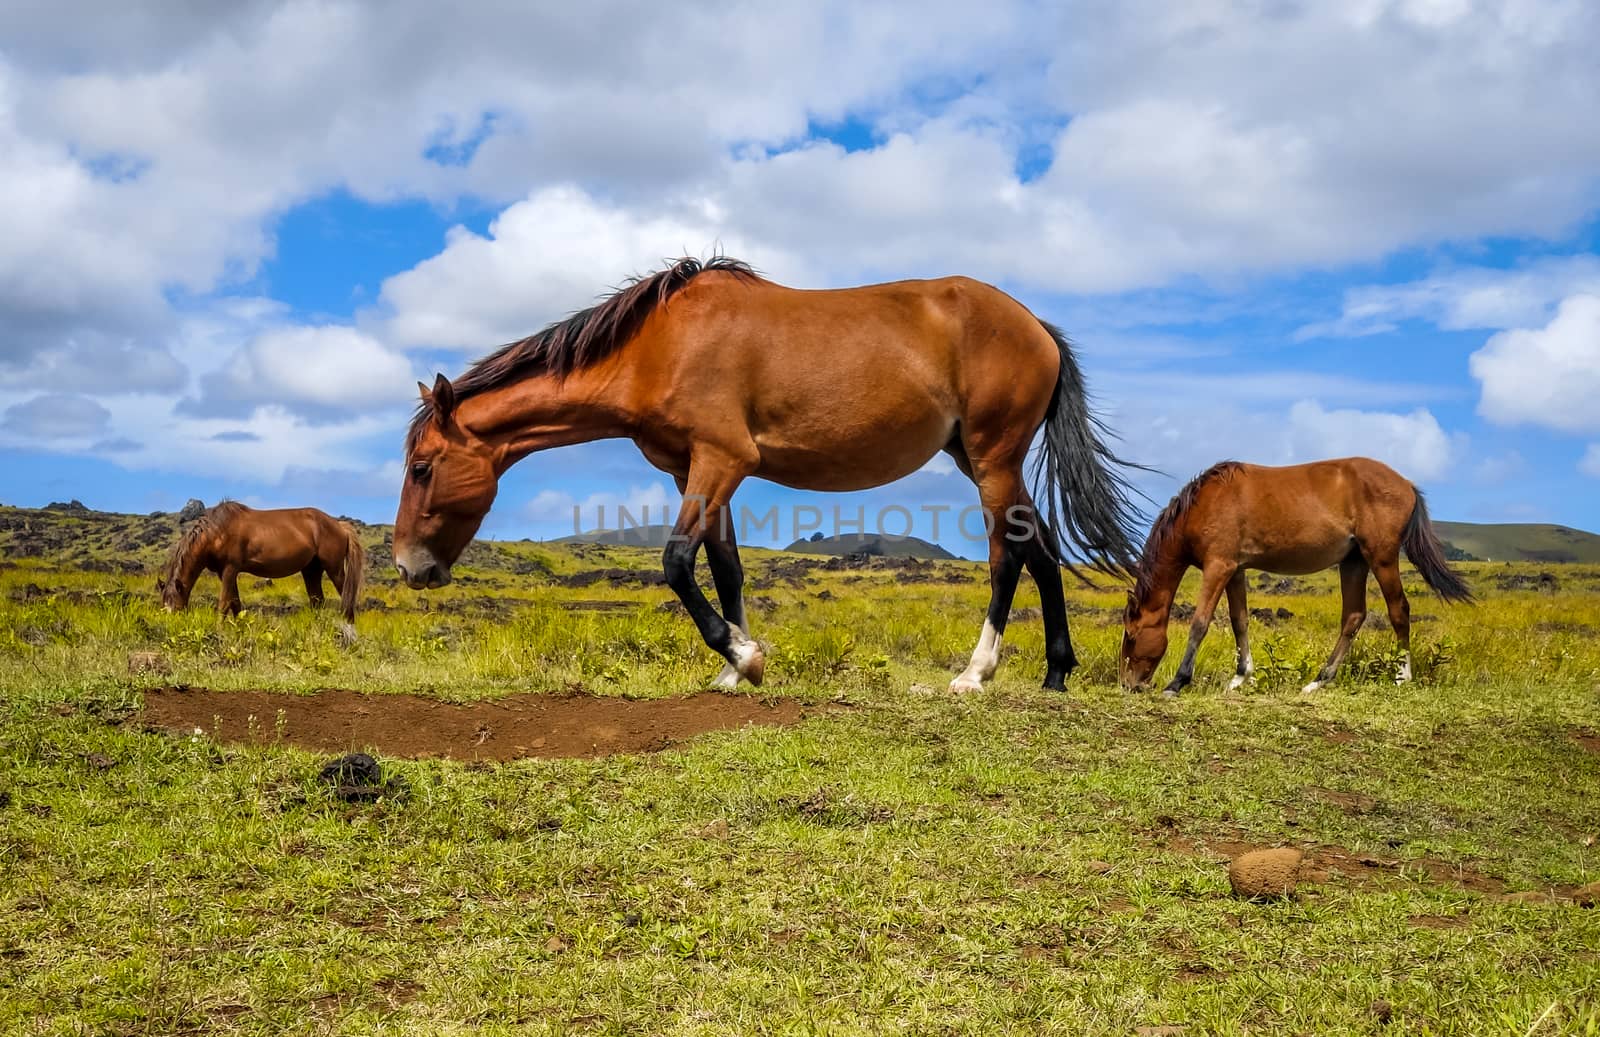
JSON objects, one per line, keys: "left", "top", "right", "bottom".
{"left": 394, "top": 256, "right": 1144, "bottom": 691}
{"left": 1120, "top": 457, "right": 1472, "bottom": 696}
{"left": 159, "top": 502, "right": 366, "bottom": 636}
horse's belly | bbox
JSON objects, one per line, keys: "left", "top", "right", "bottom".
{"left": 1245, "top": 540, "right": 1355, "bottom": 575}
{"left": 752, "top": 414, "right": 954, "bottom": 492}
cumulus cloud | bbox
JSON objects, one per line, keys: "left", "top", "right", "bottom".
{"left": 1282, "top": 400, "right": 1457, "bottom": 482}
{"left": 2, "top": 392, "right": 111, "bottom": 439}
{"left": 380, "top": 187, "right": 806, "bottom": 350}
{"left": 183, "top": 324, "right": 418, "bottom": 420}
{"left": 1469, "top": 294, "right": 1600, "bottom": 434}
{"left": 1114, "top": 394, "right": 1458, "bottom": 491}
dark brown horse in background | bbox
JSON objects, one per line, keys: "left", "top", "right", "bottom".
{"left": 1120, "top": 458, "right": 1472, "bottom": 696}
{"left": 159, "top": 502, "right": 366, "bottom": 637}
{"left": 393, "top": 256, "right": 1144, "bottom": 691}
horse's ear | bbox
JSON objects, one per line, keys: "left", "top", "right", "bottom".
{"left": 430, "top": 373, "right": 456, "bottom": 427}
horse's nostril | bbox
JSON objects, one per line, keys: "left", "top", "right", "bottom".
{"left": 396, "top": 562, "right": 411, "bottom": 581}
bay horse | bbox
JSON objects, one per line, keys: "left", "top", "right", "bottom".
{"left": 159, "top": 502, "right": 366, "bottom": 636}
{"left": 393, "top": 256, "right": 1144, "bottom": 691}
{"left": 1120, "top": 458, "right": 1472, "bottom": 696}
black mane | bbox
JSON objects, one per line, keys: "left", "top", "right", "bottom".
{"left": 407, "top": 256, "right": 758, "bottom": 449}
{"left": 1130, "top": 461, "right": 1245, "bottom": 603}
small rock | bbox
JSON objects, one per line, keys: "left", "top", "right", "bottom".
{"left": 545, "top": 935, "right": 569, "bottom": 953}
{"left": 1227, "top": 847, "right": 1304, "bottom": 900}
{"left": 1500, "top": 891, "right": 1553, "bottom": 905}
{"left": 1574, "top": 881, "right": 1600, "bottom": 907}
{"left": 319, "top": 753, "right": 382, "bottom": 787}
{"left": 691, "top": 818, "right": 731, "bottom": 840}
{"left": 127, "top": 651, "right": 171, "bottom": 676}
{"left": 84, "top": 752, "right": 116, "bottom": 771}
{"left": 1371, "top": 1000, "right": 1394, "bottom": 1024}
{"left": 1085, "top": 860, "right": 1113, "bottom": 874}
{"left": 178, "top": 499, "right": 206, "bottom": 523}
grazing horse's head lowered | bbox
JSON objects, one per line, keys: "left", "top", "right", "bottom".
{"left": 394, "top": 375, "right": 500, "bottom": 590}
{"left": 1120, "top": 591, "right": 1169, "bottom": 690}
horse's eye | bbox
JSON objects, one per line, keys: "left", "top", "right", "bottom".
{"left": 410, "top": 461, "right": 432, "bottom": 481}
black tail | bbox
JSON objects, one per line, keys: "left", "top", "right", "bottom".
{"left": 1029, "top": 321, "right": 1148, "bottom": 580}
{"left": 1401, "top": 489, "right": 1473, "bottom": 603}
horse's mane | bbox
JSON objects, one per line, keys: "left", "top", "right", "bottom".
{"left": 407, "top": 255, "right": 760, "bottom": 451}
{"left": 161, "top": 500, "right": 247, "bottom": 582}
{"left": 1131, "top": 461, "right": 1245, "bottom": 604}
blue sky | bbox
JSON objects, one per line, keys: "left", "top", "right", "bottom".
{"left": 3, "top": 2, "right": 1600, "bottom": 560}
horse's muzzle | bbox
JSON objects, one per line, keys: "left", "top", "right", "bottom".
{"left": 396, "top": 560, "right": 451, "bottom": 590}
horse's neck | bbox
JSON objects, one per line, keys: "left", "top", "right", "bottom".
{"left": 1141, "top": 535, "right": 1189, "bottom": 617}
{"left": 464, "top": 367, "right": 638, "bottom": 471}
{"left": 178, "top": 537, "right": 213, "bottom": 585}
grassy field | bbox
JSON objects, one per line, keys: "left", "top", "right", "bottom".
{"left": 3, "top": 506, "right": 1600, "bottom": 1035}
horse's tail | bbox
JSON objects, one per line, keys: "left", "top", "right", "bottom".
{"left": 1030, "top": 320, "right": 1148, "bottom": 579}
{"left": 1401, "top": 488, "right": 1473, "bottom": 603}
{"left": 340, "top": 525, "right": 366, "bottom": 622}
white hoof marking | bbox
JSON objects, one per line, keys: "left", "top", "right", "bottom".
{"left": 1301, "top": 680, "right": 1323, "bottom": 694}
{"left": 1227, "top": 674, "right": 1248, "bottom": 691}
{"left": 948, "top": 675, "right": 984, "bottom": 694}
{"left": 713, "top": 663, "right": 740, "bottom": 689}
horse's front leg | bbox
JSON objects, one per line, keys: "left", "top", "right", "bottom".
{"left": 1224, "top": 570, "right": 1253, "bottom": 690}
{"left": 218, "top": 565, "right": 243, "bottom": 617}
{"left": 1163, "top": 565, "right": 1234, "bottom": 696}
{"left": 663, "top": 458, "right": 762, "bottom": 686}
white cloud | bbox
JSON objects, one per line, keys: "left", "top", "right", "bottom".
{"left": 2, "top": 392, "right": 110, "bottom": 439}
{"left": 1469, "top": 294, "right": 1600, "bottom": 434}
{"left": 185, "top": 324, "right": 418, "bottom": 419}
{"left": 380, "top": 187, "right": 806, "bottom": 351}
{"left": 1114, "top": 395, "right": 1459, "bottom": 492}
{"left": 1283, "top": 400, "right": 1457, "bottom": 482}
{"left": 1296, "top": 255, "right": 1600, "bottom": 340}
{"left": 1580, "top": 444, "right": 1600, "bottom": 479}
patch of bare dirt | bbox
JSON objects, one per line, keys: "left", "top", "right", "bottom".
{"left": 1164, "top": 832, "right": 1531, "bottom": 897}
{"left": 1572, "top": 730, "right": 1600, "bottom": 756}
{"left": 139, "top": 686, "right": 824, "bottom": 761}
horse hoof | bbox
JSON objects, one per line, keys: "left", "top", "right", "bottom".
{"left": 1301, "top": 681, "right": 1323, "bottom": 694}
{"left": 731, "top": 640, "right": 765, "bottom": 687}
{"left": 712, "top": 663, "right": 740, "bottom": 689}
{"left": 948, "top": 676, "right": 984, "bottom": 694}
{"left": 1161, "top": 687, "right": 1181, "bottom": 699}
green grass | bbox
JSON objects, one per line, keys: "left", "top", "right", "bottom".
{"left": 4, "top": 528, "right": 1600, "bottom": 1034}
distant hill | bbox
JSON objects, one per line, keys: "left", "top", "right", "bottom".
{"left": 1433, "top": 521, "right": 1600, "bottom": 563}
{"left": 554, "top": 524, "right": 677, "bottom": 548}
{"left": 784, "top": 533, "right": 956, "bottom": 560}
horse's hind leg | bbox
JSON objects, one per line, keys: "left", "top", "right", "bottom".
{"left": 950, "top": 463, "right": 1029, "bottom": 693}
{"left": 1224, "top": 570, "right": 1253, "bottom": 690}
{"left": 1022, "top": 519, "right": 1075, "bottom": 690}
{"left": 1304, "top": 553, "right": 1369, "bottom": 693}
{"left": 301, "top": 559, "right": 325, "bottom": 608}
{"left": 1370, "top": 555, "right": 1412, "bottom": 683}
{"left": 704, "top": 521, "right": 749, "bottom": 690}
{"left": 1164, "top": 565, "right": 1233, "bottom": 696}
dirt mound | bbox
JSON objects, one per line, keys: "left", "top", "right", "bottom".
{"left": 1228, "top": 847, "right": 1303, "bottom": 899}
{"left": 140, "top": 687, "right": 821, "bottom": 761}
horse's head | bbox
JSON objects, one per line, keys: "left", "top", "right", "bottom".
{"left": 157, "top": 575, "right": 189, "bottom": 611}
{"left": 394, "top": 374, "right": 498, "bottom": 590}
{"left": 1119, "top": 589, "right": 1168, "bottom": 689}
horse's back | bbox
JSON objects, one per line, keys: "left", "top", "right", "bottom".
{"left": 1194, "top": 459, "right": 1417, "bottom": 571}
